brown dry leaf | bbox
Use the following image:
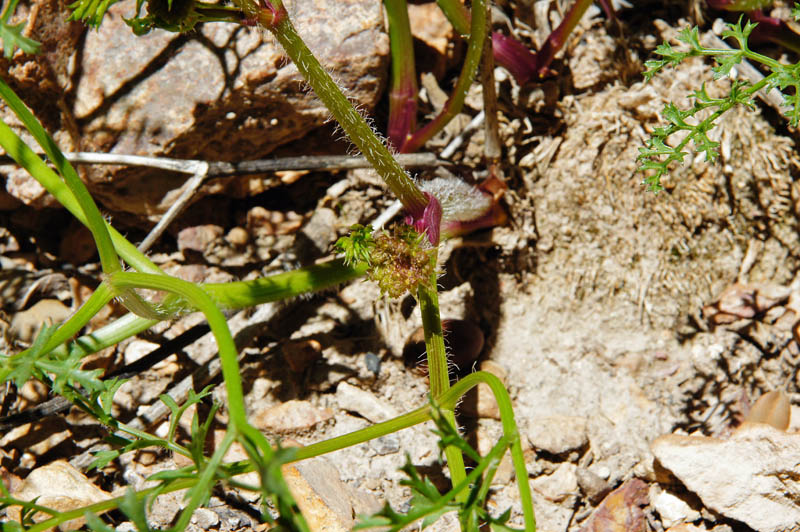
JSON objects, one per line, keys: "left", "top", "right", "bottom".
{"left": 744, "top": 390, "right": 791, "bottom": 430}
{"left": 702, "top": 283, "right": 791, "bottom": 325}
{"left": 578, "top": 478, "right": 649, "bottom": 532}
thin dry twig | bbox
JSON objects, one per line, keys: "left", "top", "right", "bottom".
{"left": 138, "top": 166, "right": 208, "bottom": 252}
{"left": 0, "top": 151, "right": 448, "bottom": 175}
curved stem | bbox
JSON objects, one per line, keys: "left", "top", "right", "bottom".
{"left": 49, "top": 258, "right": 366, "bottom": 361}
{"left": 107, "top": 272, "right": 248, "bottom": 428}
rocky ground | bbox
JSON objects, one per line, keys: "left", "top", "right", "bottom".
{"left": 1, "top": 0, "right": 800, "bottom": 530}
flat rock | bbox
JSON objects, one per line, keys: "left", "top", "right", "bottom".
{"left": 649, "top": 485, "right": 701, "bottom": 528}
{"left": 7, "top": 299, "right": 72, "bottom": 345}
{"left": 336, "top": 382, "right": 399, "bottom": 423}
{"left": 651, "top": 424, "right": 800, "bottom": 532}
{"left": 7, "top": 460, "right": 113, "bottom": 531}
{"left": 531, "top": 463, "right": 578, "bottom": 503}
{"left": 526, "top": 415, "right": 589, "bottom": 455}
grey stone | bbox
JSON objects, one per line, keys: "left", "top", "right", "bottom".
{"left": 336, "top": 381, "right": 399, "bottom": 423}
{"left": 652, "top": 424, "right": 800, "bottom": 532}
{"left": 527, "top": 415, "right": 589, "bottom": 455}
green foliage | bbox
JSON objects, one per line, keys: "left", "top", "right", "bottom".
{"left": 68, "top": 0, "right": 119, "bottom": 27}
{"left": 638, "top": 17, "right": 800, "bottom": 191}
{"left": 0, "top": 0, "right": 41, "bottom": 58}
{"left": 335, "top": 224, "right": 375, "bottom": 266}
{"left": 355, "top": 400, "right": 523, "bottom": 532}
{"left": 0, "top": 0, "right": 536, "bottom": 529}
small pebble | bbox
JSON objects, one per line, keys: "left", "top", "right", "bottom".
{"left": 225, "top": 226, "right": 250, "bottom": 246}
{"left": 370, "top": 435, "right": 400, "bottom": 455}
{"left": 365, "top": 352, "right": 381, "bottom": 376}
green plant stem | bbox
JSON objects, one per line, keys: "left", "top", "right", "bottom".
{"left": 106, "top": 272, "right": 246, "bottom": 431}
{"left": 0, "top": 111, "right": 162, "bottom": 275}
{"left": 416, "top": 273, "right": 468, "bottom": 500}
{"left": 204, "top": 259, "right": 368, "bottom": 310}
{"left": 49, "top": 259, "right": 367, "bottom": 361}
{"left": 236, "top": 0, "right": 428, "bottom": 215}
{"left": 384, "top": 0, "right": 418, "bottom": 149}
{"left": 0, "top": 78, "right": 121, "bottom": 274}
{"left": 107, "top": 271, "right": 303, "bottom": 518}
{"left": 436, "top": 0, "right": 470, "bottom": 35}
{"left": 37, "top": 283, "right": 116, "bottom": 356}
{"left": 9, "top": 371, "right": 534, "bottom": 532}
{"left": 401, "top": 0, "right": 486, "bottom": 153}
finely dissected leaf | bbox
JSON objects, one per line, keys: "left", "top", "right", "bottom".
{"left": 89, "top": 437, "right": 165, "bottom": 470}
{"left": 99, "top": 378, "right": 126, "bottom": 416}
{"left": 335, "top": 224, "right": 375, "bottom": 266}
{"left": 0, "top": 19, "right": 40, "bottom": 58}
{"left": 636, "top": 16, "right": 800, "bottom": 189}
{"left": 0, "top": 0, "right": 40, "bottom": 59}
{"left": 712, "top": 52, "right": 745, "bottom": 79}
{"left": 677, "top": 26, "right": 702, "bottom": 51}
{"left": 161, "top": 384, "right": 213, "bottom": 444}
{"left": 68, "top": 0, "right": 119, "bottom": 27}
{"left": 89, "top": 450, "right": 122, "bottom": 470}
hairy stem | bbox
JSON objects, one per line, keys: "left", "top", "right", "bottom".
{"left": 230, "top": 0, "right": 428, "bottom": 214}
{"left": 417, "top": 272, "right": 468, "bottom": 500}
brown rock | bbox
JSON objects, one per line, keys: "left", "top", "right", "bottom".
{"left": 407, "top": 3, "right": 458, "bottom": 78}
{"left": 225, "top": 226, "right": 250, "bottom": 247}
{"left": 527, "top": 415, "right": 589, "bottom": 455}
{"left": 282, "top": 456, "right": 382, "bottom": 532}
{"left": 743, "top": 390, "right": 790, "bottom": 431}
{"left": 532, "top": 463, "right": 578, "bottom": 503}
{"left": 7, "top": 299, "right": 72, "bottom": 345}
{"left": 576, "top": 467, "right": 612, "bottom": 504}
{"left": 57, "top": 0, "right": 387, "bottom": 219}
{"left": 177, "top": 224, "right": 224, "bottom": 254}
{"left": 252, "top": 400, "right": 334, "bottom": 433}
{"left": 336, "top": 381, "right": 399, "bottom": 423}
{"left": 578, "top": 478, "right": 649, "bottom": 532}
